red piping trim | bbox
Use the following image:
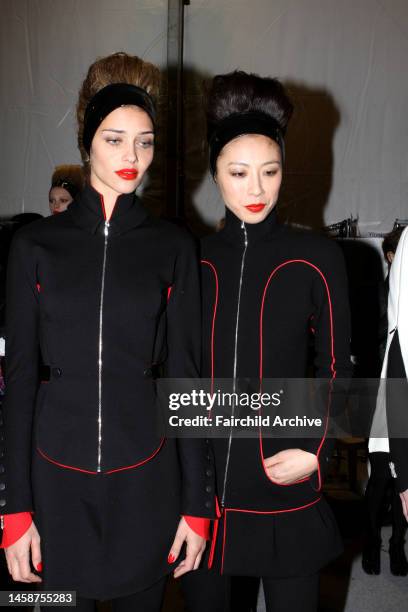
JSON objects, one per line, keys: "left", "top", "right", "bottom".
{"left": 36, "top": 283, "right": 41, "bottom": 293}
{"left": 208, "top": 496, "right": 222, "bottom": 569}
{"left": 259, "top": 260, "right": 336, "bottom": 491}
{"left": 313, "top": 457, "right": 322, "bottom": 491}
{"left": 37, "top": 438, "right": 165, "bottom": 474}
{"left": 208, "top": 517, "right": 219, "bottom": 570}
{"left": 99, "top": 194, "right": 107, "bottom": 221}
{"left": 225, "top": 496, "right": 321, "bottom": 515}
{"left": 221, "top": 507, "right": 228, "bottom": 574}
{"left": 105, "top": 438, "right": 165, "bottom": 473}
{"left": 167, "top": 286, "right": 173, "bottom": 302}
{"left": 201, "top": 260, "right": 219, "bottom": 395}
{"left": 259, "top": 259, "right": 336, "bottom": 380}
{"left": 37, "top": 448, "right": 98, "bottom": 474}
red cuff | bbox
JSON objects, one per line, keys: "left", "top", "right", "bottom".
{"left": 183, "top": 515, "right": 211, "bottom": 540}
{"left": 1, "top": 512, "right": 33, "bottom": 548}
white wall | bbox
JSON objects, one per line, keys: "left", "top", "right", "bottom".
{"left": 183, "top": 0, "right": 408, "bottom": 233}
{"left": 0, "top": 0, "right": 167, "bottom": 218}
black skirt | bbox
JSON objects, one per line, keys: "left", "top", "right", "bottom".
{"left": 207, "top": 495, "right": 343, "bottom": 577}
{"left": 31, "top": 443, "right": 181, "bottom": 600}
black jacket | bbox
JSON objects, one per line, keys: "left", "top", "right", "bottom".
{"left": 201, "top": 208, "right": 351, "bottom": 576}
{"left": 0, "top": 185, "right": 214, "bottom": 594}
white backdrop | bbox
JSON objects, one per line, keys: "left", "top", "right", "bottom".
{"left": 0, "top": 0, "right": 407, "bottom": 233}
{"left": 183, "top": 0, "right": 408, "bottom": 232}
{"left": 0, "top": 0, "right": 168, "bottom": 218}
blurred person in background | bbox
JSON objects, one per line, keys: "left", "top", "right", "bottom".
{"left": 385, "top": 227, "right": 408, "bottom": 522}
{"left": 366, "top": 227, "right": 408, "bottom": 575}
{"left": 48, "top": 164, "right": 84, "bottom": 215}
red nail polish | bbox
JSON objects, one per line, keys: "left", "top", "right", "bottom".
{"left": 168, "top": 554, "right": 175, "bottom": 564}
{"left": 36, "top": 562, "right": 43, "bottom": 572}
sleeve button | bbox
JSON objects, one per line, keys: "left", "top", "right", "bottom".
{"left": 0, "top": 465, "right": 4, "bottom": 474}
{"left": 205, "top": 485, "right": 212, "bottom": 493}
{"left": 205, "top": 501, "right": 211, "bottom": 509}
{"left": 206, "top": 469, "right": 212, "bottom": 477}
{"left": 0, "top": 483, "right": 5, "bottom": 491}
{"left": 0, "top": 498, "right": 6, "bottom": 507}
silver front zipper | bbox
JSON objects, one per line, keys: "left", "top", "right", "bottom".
{"left": 221, "top": 221, "right": 248, "bottom": 507}
{"left": 97, "top": 220, "right": 110, "bottom": 472}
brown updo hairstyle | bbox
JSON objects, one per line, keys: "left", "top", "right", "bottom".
{"left": 50, "top": 164, "right": 85, "bottom": 199}
{"left": 207, "top": 70, "right": 294, "bottom": 136}
{"left": 76, "top": 52, "right": 161, "bottom": 165}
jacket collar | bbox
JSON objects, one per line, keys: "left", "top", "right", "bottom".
{"left": 68, "top": 183, "right": 149, "bottom": 236}
{"left": 221, "top": 206, "right": 280, "bottom": 245}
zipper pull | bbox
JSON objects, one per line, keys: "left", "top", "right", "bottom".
{"left": 1, "top": 515, "right": 4, "bottom": 530}
{"left": 241, "top": 220, "right": 248, "bottom": 247}
{"left": 104, "top": 221, "right": 110, "bottom": 237}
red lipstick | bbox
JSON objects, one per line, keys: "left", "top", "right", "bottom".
{"left": 115, "top": 168, "right": 139, "bottom": 180}
{"left": 245, "top": 203, "right": 266, "bottom": 213}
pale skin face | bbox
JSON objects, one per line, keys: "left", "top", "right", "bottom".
{"left": 387, "top": 251, "right": 395, "bottom": 265}
{"left": 48, "top": 186, "right": 73, "bottom": 215}
{"left": 89, "top": 105, "right": 155, "bottom": 220}
{"left": 215, "top": 134, "right": 283, "bottom": 224}
{"left": 216, "top": 133, "right": 318, "bottom": 484}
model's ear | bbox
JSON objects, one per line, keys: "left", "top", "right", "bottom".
{"left": 213, "top": 172, "right": 217, "bottom": 184}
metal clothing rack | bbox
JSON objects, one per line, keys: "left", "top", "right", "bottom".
{"left": 324, "top": 216, "right": 359, "bottom": 238}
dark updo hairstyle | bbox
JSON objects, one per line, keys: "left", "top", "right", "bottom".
{"left": 207, "top": 70, "right": 294, "bottom": 138}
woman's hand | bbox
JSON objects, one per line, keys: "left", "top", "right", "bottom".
{"left": 4, "top": 521, "right": 42, "bottom": 583}
{"left": 168, "top": 517, "right": 206, "bottom": 578}
{"left": 264, "top": 449, "right": 318, "bottom": 484}
{"left": 400, "top": 489, "right": 408, "bottom": 522}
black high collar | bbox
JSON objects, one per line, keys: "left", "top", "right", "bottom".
{"left": 222, "top": 207, "right": 280, "bottom": 245}
{"left": 68, "top": 184, "right": 149, "bottom": 236}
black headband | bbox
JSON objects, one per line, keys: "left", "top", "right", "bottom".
{"left": 82, "top": 83, "right": 156, "bottom": 154}
{"left": 208, "top": 111, "right": 285, "bottom": 176}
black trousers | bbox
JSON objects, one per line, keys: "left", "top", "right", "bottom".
{"left": 364, "top": 451, "right": 406, "bottom": 542}
{"left": 181, "top": 570, "right": 319, "bottom": 612}
{"left": 71, "top": 577, "right": 167, "bottom": 612}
